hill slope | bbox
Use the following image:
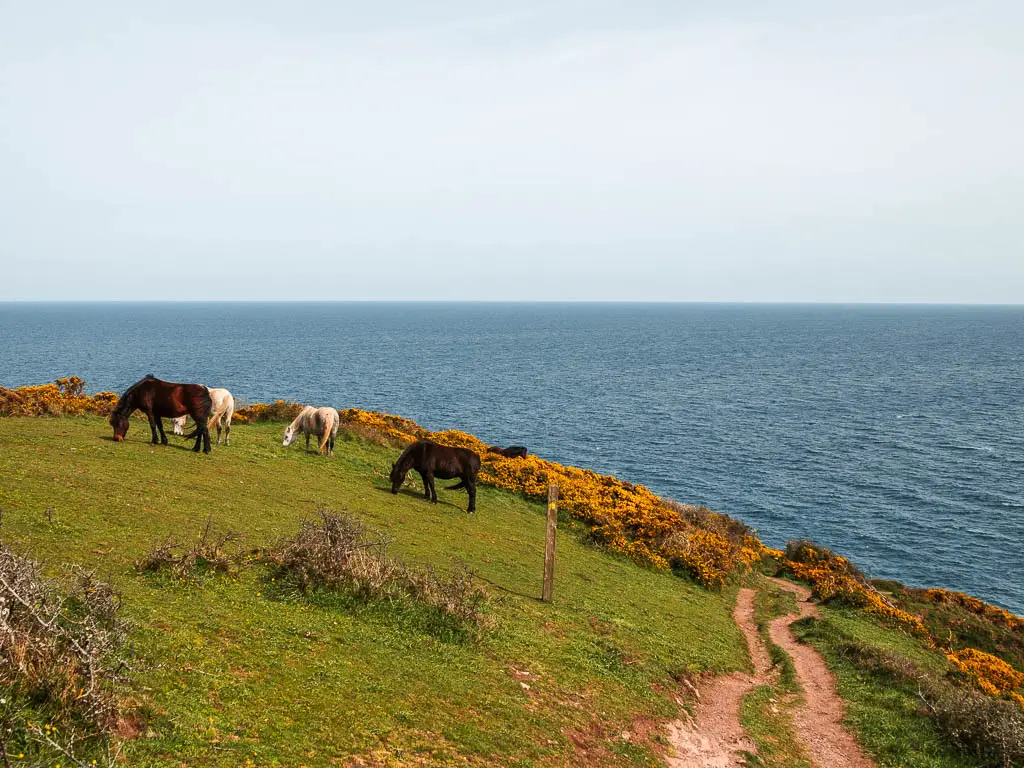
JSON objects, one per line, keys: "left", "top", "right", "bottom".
{"left": 0, "top": 417, "right": 748, "bottom": 767}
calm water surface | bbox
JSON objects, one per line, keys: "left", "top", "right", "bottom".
{"left": 2, "top": 302, "right": 1022, "bottom": 613}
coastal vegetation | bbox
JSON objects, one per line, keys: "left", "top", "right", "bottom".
{"left": 1, "top": 378, "right": 1023, "bottom": 766}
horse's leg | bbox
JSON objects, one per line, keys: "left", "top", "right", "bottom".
{"left": 466, "top": 478, "right": 477, "bottom": 514}
{"left": 417, "top": 470, "right": 431, "bottom": 499}
{"left": 155, "top": 416, "right": 168, "bottom": 445}
{"left": 426, "top": 471, "right": 438, "bottom": 503}
{"left": 224, "top": 419, "right": 231, "bottom": 446}
{"left": 202, "top": 421, "right": 211, "bottom": 453}
{"left": 305, "top": 432, "right": 311, "bottom": 451}
{"left": 145, "top": 409, "right": 160, "bottom": 444}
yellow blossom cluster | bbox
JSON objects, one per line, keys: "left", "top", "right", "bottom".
{"left": 917, "top": 588, "right": 1024, "bottom": 632}
{"left": 233, "top": 400, "right": 305, "bottom": 424}
{"left": 784, "top": 544, "right": 928, "bottom": 637}
{"left": 947, "top": 648, "right": 1024, "bottom": 704}
{"left": 0, "top": 377, "right": 118, "bottom": 417}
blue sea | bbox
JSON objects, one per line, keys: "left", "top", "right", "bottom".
{"left": 1, "top": 302, "right": 1022, "bottom": 614}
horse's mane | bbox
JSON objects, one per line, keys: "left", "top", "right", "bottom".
{"left": 113, "top": 374, "right": 156, "bottom": 415}
{"left": 394, "top": 440, "right": 422, "bottom": 473}
{"left": 288, "top": 406, "right": 317, "bottom": 431}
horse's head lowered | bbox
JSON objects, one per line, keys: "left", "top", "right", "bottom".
{"left": 282, "top": 424, "right": 298, "bottom": 447}
{"left": 109, "top": 410, "right": 130, "bottom": 442}
{"left": 389, "top": 462, "right": 404, "bottom": 494}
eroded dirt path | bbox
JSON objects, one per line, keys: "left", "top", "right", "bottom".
{"left": 665, "top": 587, "right": 765, "bottom": 767}
{"left": 765, "top": 577, "right": 876, "bottom": 768}
{"left": 666, "top": 580, "right": 877, "bottom": 768}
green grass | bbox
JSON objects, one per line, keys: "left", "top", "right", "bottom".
{"left": 0, "top": 417, "right": 748, "bottom": 766}
{"left": 740, "top": 686, "right": 810, "bottom": 768}
{"left": 793, "top": 606, "right": 982, "bottom": 768}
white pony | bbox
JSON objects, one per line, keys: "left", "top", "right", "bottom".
{"left": 283, "top": 406, "right": 340, "bottom": 456}
{"left": 173, "top": 387, "right": 235, "bottom": 445}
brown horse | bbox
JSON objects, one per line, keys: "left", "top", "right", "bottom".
{"left": 109, "top": 375, "right": 213, "bottom": 453}
{"left": 390, "top": 440, "right": 481, "bottom": 513}
{"left": 487, "top": 445, "right": 528, "bottom": 459}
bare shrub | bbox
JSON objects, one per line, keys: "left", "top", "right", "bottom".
{"left": 267, "top": 510, "right": 491, "bottom": 633}
{"left": 663, "top": 499, "right": 752, "bottom": 542}
{"left": 920, "top": 681, "right": 1024, "bottom": 768}
{"left": 0, "top": 541, "right": 129, "bottom": 764}
{"left": 136, "top": 516, "right": 245, "bottom": 581}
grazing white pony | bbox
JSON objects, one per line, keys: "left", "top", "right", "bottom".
{"left": 173, "top": 387, "right": 235, "bottom": 445}
{"left": 283, "top": 406, "right": 340, "bottom": 456}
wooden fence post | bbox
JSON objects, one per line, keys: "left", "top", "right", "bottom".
{"left": 542, "top": 483, "right": 558, "bottom": 602}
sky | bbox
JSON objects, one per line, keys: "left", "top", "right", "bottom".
{"left": 1, "top": 1, "right": 1022, "bottom": 302}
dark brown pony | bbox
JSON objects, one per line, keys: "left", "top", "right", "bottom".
{"left": 390, "top": 440, "right": 481, "bottom": 513}
{"left": 487, "top": 445, "right": 528, "bottom": 459}
{"left": 109, "top": 375, "right": 213, "bottom": 453}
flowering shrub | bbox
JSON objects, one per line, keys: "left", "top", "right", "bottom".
{"left": 233, "top": 400, "right": 304, "bottom": 424}
{"left": 916, "top": 588, "right": 1024, "bottom": 633}
{"left": 948, "top": 648, "right": 1024, "bottom": 704}
{"left": 783, "top": 540, "right": 929, "bottom": 637}
{"left": 0, "top": 377, "right": 118, "bottom": 417}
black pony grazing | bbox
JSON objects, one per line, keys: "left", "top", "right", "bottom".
{"left": 109, "top": 375, "right": 213, "bottom": 453}
{"left": 390, "top": 440, "right": 481, "bottom": 513}
{"left": 487, "top": 445, "right": 528, "bottom": 459}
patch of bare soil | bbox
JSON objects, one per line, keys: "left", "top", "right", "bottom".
{"left": 665, "top": 588, "right": 763, "bottom": 767}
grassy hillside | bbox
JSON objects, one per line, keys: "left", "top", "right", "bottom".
{"left": 0, "top": 417, "right": 749, "bottom": 767}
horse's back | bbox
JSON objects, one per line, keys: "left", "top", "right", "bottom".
{"left": 314, "top": 406, "right": 339, "bottom": 433}
{"left": 209, "top": 388, "right": 234, "bottom": 413}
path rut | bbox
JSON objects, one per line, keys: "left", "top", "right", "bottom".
{"left": 765, "top": 577, "right": 876, "bottom": 768}
{"left": 665, "top": 580, "right": 877, "bottom": 768}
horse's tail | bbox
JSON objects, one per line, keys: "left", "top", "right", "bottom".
{"left": 446, "top": 479, "right": 468, "bottom": 490}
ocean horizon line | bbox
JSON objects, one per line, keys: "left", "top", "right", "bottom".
{"left": 3, "top": 299, "right": 1023, "bottom": 307}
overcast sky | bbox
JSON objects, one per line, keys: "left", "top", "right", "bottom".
{"left": 1, "top": 1, "right": 1022, "bottom": 302}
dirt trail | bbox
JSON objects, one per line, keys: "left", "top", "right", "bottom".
{"left": 665, "top": 580, "right": 877, "bottom": 768}
{"left": 665, "top": 588, "right": 765, "bottom": 767}
{"left": 765, "top": 577, "right": 876, "bottom": 768}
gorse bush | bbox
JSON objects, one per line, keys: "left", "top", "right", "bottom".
{"left": 267, "top": 510, "right": 491, "bottom": 634}
{"left": 947, "top": 648, "right": 1024, "bottom": 704}
{"left": 233, "top": 399, "right": 305, "bottom": 424}
{"left": 0, "top": 377, "right": 118, "bottom": 418}
{"left": 914, "top": 587, "right": 1024, "bottom": 633}
{"left": 783, "top": 539, "right": 929, "bottom": 637}
{"left": 0, "top": 541, "right": 129, "bottom": 765}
